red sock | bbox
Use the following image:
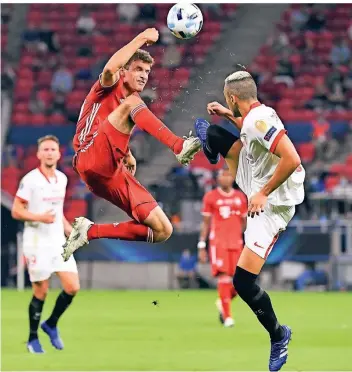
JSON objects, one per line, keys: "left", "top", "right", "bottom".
{"left": 218, "top": 278, "right": 233, "bottom": 320}
{"left": 231, "top": 286, "right": 238, "bottom": 299}
{"left": 130, "top": 104, "right": 184, "bottom": 154}
{"left": 87, "top": 221, "right": 153, "bottom": 242}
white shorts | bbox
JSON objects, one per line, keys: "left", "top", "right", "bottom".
{"left": 244, "top": 204, "right": 295, "bottom": 259}
{"left": 24, "top": 248, "right": 78, "bottom": 283}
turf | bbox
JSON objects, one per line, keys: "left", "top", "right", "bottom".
{"left": 2, "top": 290, "right": 352, "bottom": 371}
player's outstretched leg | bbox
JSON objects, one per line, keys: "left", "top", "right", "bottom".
{"left": 233, "top": 249, "right": 291, "bottom": 371}
{"left": 195, "top": 119, "right": 240, "bottom": 165}
{"left": 62, "top": 206, "right": 173, "bottom": 261}
{"left": 109, "top": 95, "right": 201, "bottom": 166}
{"left": 195, "top": 118, "right": 220, "bottom": 164}
{"left": 27, "top": 281, "right": 48, "bottom": 353}
{"left": 62, "top": 217, "right": 155, "bottom": 261}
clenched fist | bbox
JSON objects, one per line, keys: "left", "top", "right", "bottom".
{"left": 207, "top": 101, "right": 232, "bottom": 117}
{"left": 139, "top": 28, "right": 159, "bottom": 46}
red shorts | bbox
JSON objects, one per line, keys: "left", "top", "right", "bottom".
{"left": 74, "top": 119, "right": 158, "bottom": 223}
{"left": 209, "top": 244, "right": 242, "bottom": 277}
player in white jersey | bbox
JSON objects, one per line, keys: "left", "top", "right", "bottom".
{"left": 195, "top": 71, "right": 305, "bottom": 371}
{"left": 11, "top": 135, "right": 79, "bottom": 354}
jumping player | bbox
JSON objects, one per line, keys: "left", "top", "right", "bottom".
{"left": 12, "top": 135, "right": 79, "bottom": 353}
{"left": 61, "top": 28, "right": 201, "bottom": 260}
{"left": 198, "top": 169, "right": 247, "bottom": 327}
{"left": 195, "top": 71, "right": 305, "bottom": 371}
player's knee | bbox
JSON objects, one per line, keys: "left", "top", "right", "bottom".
{"left": 33, "top": 285, "right": 49, "bottom": 300}
{"left": 153, "top": 220, "right": 173, "bottom": 243}
{"left": 233, "top": 266, "right": 259, "bottom": 302}
{"left": 64, "top": 283, "right": 80, "bottom": 296}
{"left": 207, "top": 125, "right": 239, "bottom": 158}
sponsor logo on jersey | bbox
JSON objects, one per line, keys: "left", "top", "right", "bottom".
{"left": 264, "top": 126, "right": 277, "bottom": 141}
{"left": 255, "top": 120, "right": 268, "bottom": 133}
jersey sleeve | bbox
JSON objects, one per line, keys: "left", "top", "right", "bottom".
{"left": 16, "top": 175, "right": 33, "bottom": 202}
{"left": 88, "top": 73, "right": 121, "bottom": 99}
{"left": 246, "top": 109, "right": 287, "bottom": 153}
{"left": 202, "top": 192, "right": 213, "bottom": 216}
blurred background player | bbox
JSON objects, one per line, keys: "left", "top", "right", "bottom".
{"left": 11, "top": 135, "right": 78, "bottom": 354}
{"left": 195, "top": 70, "right": 305, "bottom": 371}
{"left": 198, "top": 169, "right": 247, "bottom": 327}
{"left": 62, "top": 28, "right": 201, "bottom": 261}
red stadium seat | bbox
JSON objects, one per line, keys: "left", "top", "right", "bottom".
{"left": 13, "top": 113, "right": 31, "bottom": 126}
{"left": 49, "top": 113, "right": 67, "bottom": 125}
{"left": 31, "top": 113, "right": 47, "bottom": 126}
{"left": 325, "top": 175, "right": 340, "bottom": 192}
{"left": 330, "top": 163, "right": 346, "bottom": 175}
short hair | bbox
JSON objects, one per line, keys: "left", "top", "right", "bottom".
{"left": 224, "top": 71, "right": 257, "bottom": 100}
{"left": 125, "top": 49, "right": 154, "bottom": 69}
{"left": 37, "top": 135, "right": 60, "bottom": 147}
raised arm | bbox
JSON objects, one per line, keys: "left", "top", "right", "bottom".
{"left": 101, "top": 28, "right": 159, "bottom": 87}
{"left": 207, "top": 101, "right": 243, "bottom": 130}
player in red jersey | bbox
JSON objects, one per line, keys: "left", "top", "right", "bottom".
{"left": 198, "top": 169, "right": 247, "bottom": 327}
{"left": 62, "top": 28, "right": 201, "bottom": 261}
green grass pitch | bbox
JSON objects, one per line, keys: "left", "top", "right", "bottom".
{"left": 2, "top": 290, "right": 352, "bottom": 371}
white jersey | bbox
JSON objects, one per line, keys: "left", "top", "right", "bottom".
{"left": 16, "top": 168, "right": 68, "bottom": 252}
{"left": 236, "top": 147, "right": 252, "bottom": 197}
{"left": 239, "top": 103, "right": 305, "bottom": 206}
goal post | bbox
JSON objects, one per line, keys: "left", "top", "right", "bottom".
{"left": 16, "top": 232, "right": 25, "bottom": 291}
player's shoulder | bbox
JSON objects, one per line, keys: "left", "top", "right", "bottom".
{"left": 21, "top": 168, "right": 40, "bottom": 183}
{"left": 203, "top": 188, "right": 217, "bottom": 201}
{"left": 246, "top": 104, "right": 277, "bottom": 124}
{"left": 244, "top": 104, "right": 284, "bottom": 134}
{"left": 55, "top": 169, "right": 68, "bottom": 183}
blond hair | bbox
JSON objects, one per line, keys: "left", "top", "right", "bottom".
{"left": 225, "top": 71, "right": 257, "bottom": 100}
{"left": 37, "top": 135, "right": 60, "bottom": 148}
{"left": 125, "top": 49, "right": 154, "bottom": 69}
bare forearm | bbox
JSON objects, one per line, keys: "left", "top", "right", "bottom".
{"left": 199, "top": 220, "right": 210, "bottom": 242}
{"left": 104, "top": 36, "right": 146, "bottom": 73}
{"left": 261, "top": 157, "right": 300, "bottom": 196}
{"left": 224, "top": 113, "right": 243, "bottom": 130}
{"left": 12, "top": 208, "right": 40, "bottom": 222}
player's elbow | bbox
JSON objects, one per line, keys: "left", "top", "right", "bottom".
{"left": 102, "top": 67, "right": 112, "bottom": 76}
{"left": 290, "top": 152, "right": 301, "bottom": 171}
{"left": 11, "top": 208, "right": 20, "bottom": 220}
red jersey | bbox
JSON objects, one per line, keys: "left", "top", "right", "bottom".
{"left": 202, "top": 188, "right": 247, "bottom": 251}
{"left": 73, "top": 77, "right": 137, "bottom": 152}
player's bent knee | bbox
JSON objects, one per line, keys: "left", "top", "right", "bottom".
{"left": 153, "top": 220, "right": 173, "bottom": 243}
{"left": 64, "top": 283, "right": 80, "bottom": 296}
{"left": 233, "top": 266, "right": 260, "bottom": 303}
{"left": 33, "top": 285, "right": 49, "bottom": 300}
{"left": 207, "top": 125, "right": 239, "bottom": 158}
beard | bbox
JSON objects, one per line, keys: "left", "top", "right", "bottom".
{"left": 44, "top": 162, "right": 55, "bottom": 168}
{"left": 232, "top": 102, "right": 242, "bottom": 118}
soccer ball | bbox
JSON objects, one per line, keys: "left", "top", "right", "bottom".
{"left": 167, "top": 3, "right": 203, "bottom": 40}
